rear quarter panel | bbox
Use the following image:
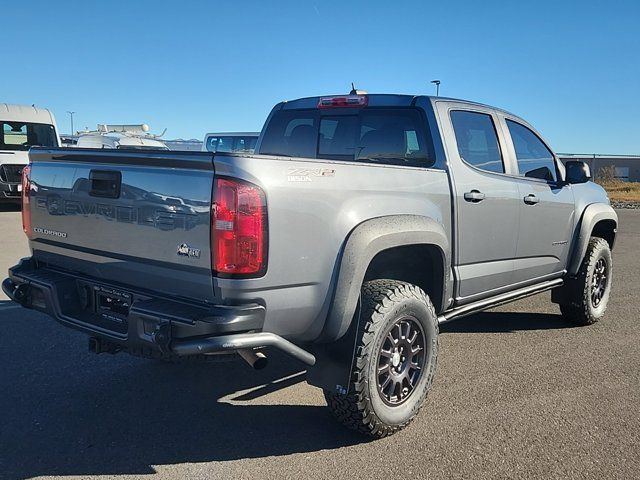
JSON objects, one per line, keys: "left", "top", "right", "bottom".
{"left": 212, "top": 154, "right": 452, "bottom": 342}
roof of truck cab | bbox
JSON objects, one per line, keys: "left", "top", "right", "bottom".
{"left": 0, "top": 103, "right": 56, "bottom": 124}
{"left": 278, "top": 94, "right": 520, "bottom": 118}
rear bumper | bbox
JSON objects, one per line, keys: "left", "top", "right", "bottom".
{"left": 3, "top": 258, "right": 267, "bottom": 356}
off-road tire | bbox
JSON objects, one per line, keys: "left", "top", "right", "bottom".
{"left": 324, "top": 279, "right": 439, "bottom": 438}
{"left": 560, "top": 237, "right": 612, "bottom": 326}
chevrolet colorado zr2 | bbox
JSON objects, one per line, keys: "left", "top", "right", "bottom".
{"left": 4, "top": 92, "right": 617, "bottom": 437}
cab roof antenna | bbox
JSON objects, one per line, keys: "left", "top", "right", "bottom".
{"left": 350, "top": 82, "right": 367, "bottom": 95}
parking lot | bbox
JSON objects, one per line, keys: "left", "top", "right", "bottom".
{"left": 0, "top": 205, "right": 639, "bottom": 480}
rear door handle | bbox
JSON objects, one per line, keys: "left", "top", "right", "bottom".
{"left": 523, "top": 194, "right": 540, "bottom": 205}
{"left": 464, "top": 190, "right": 485, "bottom": 203}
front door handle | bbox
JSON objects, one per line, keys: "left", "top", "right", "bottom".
{"left": 523, "top": 194, "right": 540, "bottom": 205}
{"left": 464, "top": 190, "right": 485, "bottom": 203}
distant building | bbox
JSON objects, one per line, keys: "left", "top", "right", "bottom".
{"left": 558, "top": 154, "right": 640, "bottom": 182}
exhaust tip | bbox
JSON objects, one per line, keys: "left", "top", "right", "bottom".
{"left": 253, "top": 354, "right": 268, "bottom": 370}
{"left": 238, "top": 349, "right": 268, "bottom": 370}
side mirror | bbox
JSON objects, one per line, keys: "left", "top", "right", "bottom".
{"left": 565, "top": 161, "right": 591, "bottom": 184}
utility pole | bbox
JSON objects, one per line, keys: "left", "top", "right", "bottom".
{"left": 66, "top": 111, "right": 76, "bottom": 135}
{"left": 430, "top": 80, "right": 441, "bottom": 96}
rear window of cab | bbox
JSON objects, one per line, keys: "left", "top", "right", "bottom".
{"left": 259, "top": 107, "right": 436, "bottom": 168}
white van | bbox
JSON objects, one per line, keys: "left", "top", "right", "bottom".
{"left": 76, "top": 124, "right": 170, "bottom": 150}
{"left": 202, "top": 132, "right": 259, "bottom": 153}
{"left": 0, "top": 104, "right": 61, "bottom": 204}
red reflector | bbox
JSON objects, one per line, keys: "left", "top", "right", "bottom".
{"left": 21, "top": 165, "right": 32, "bottom": 239}
{"left": 318, "top": 94, "right": 368, "bottom": 109}
{"left": 212, "top": 178, "right": 267, "bottom": 276}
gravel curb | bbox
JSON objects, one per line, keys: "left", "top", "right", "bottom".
{"left": 611, "top": 201, "right": 640, "bottom": 209}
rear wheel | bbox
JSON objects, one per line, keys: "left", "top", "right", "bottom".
{"left": 324, "top": 279, "right": 438, "bottom": 437}
{"left": 560, "top": 237, "right": 612, "bottom": 325}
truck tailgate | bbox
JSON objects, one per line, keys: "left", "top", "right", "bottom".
{"left": 26, "top": 148, "right": 215, "bottom": 302}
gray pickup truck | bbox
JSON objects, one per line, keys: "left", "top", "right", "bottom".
{"left": 4, "top": 92, "right": 617, "bottom": 437}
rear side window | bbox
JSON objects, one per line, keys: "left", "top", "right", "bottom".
{"left": 450, "top": 111, "right": 504, "bottom": 174}
{"left": 506, "top": 120, "right": 557, "bottom": 182}
{"left": 260, "top": 108, "right": 435, "bottom": 167}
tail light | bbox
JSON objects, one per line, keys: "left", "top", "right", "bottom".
{"left": 212, "top": 177, "right": 267, "bottom": 277}
{"left": 21, "top": 165, "right": 32, "bottom": 239}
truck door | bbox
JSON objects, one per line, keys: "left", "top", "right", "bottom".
{"left": 437, "top": 103, "right": 521, "bottom": 304}
{"left": 500, "top": 117, "right": 576, "bottom": 284}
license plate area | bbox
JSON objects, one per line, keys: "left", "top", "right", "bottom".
{"left": 69, "top": 284, "right": 132, "bottom": 335}
{"left": 94, "top": 287, "right": 131, "bottom": 323}
{"left": 95, "top": 286, "right": 132, "bottom": 320}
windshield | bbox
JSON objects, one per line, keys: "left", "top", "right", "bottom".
{"left": 0, "top": 121, "right": 57, "bottom": 150}
{"left": 259, "top": 108, "right": 435, "bottom": 167}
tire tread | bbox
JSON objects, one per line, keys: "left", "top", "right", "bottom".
{"left": 560, "top": 237, "right": 611, "bottom": 326}
{"left": 325, "top": 279, "right": 438, "bottom": 437}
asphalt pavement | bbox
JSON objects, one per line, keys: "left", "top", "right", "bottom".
{"left": 0, "top": 205, "right": 638, "bottom": 480}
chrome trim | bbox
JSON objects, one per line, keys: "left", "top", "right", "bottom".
{"left": 171, "top": 332, "right": 316, "bottom": 366}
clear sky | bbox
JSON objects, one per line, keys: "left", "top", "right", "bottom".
{"left": 3, "top": 0, "right": 639, "bottom": 153}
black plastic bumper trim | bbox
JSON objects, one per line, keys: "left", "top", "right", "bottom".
{"left": 4, "top": 258, "right": 266, "bottom": 352}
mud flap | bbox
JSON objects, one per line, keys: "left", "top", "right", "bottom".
{"left": 306, "top": 299, "right": 361, "bottom": 394}
{"left": 551, "top": 278, "right": 578, "bottom": 306}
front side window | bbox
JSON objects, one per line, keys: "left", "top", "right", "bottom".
{"left": 260, "top": 108, "right": 434, "bottom": 167}
{"left": 0, "top": 122, "right": 57, "bottom": 151}
{"left": 506, "top": 120, "right": 557, "bottom": 182}
{"left": 450, "top": 111, "right": 504, "bottom": 174}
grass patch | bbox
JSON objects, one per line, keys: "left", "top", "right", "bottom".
{"left": 597, "top": 180, "right": 640, "bottom": 202}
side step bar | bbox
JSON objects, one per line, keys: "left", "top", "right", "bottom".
{"left": 438, "top": 278, "right": 564, "bottom": 324}
{"left": 171, "top": 332, "right": 317, "bottom": 366}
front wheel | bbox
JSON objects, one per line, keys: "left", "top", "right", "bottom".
{"left": 560, "top": 237, "right": 613, "bottom": 325}
{"left": 324, "top": 279, "right": 439, "bottom": 437}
